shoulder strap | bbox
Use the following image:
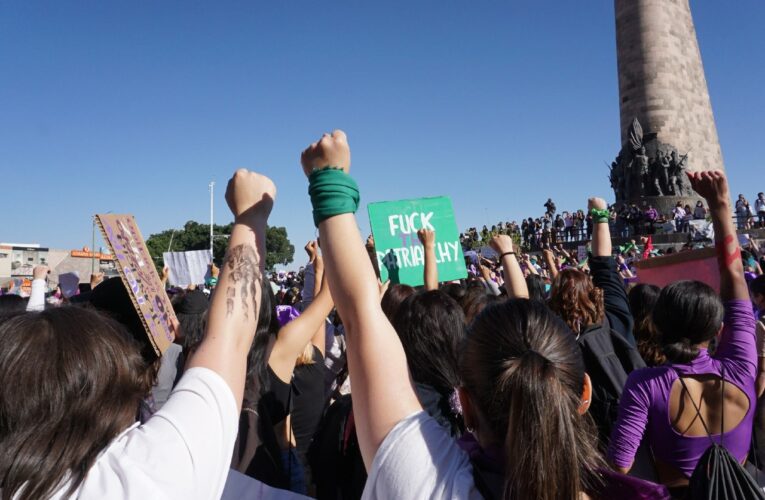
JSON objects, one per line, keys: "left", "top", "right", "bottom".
{"left": 672, "top": 365, "right": 727, "bottom": 447}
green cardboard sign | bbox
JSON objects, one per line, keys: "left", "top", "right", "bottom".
{"left": 368, "top": 196, "right": 467, "bottom": 286}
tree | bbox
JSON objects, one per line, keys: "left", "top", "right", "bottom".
{"left": 145, "top": 220, "right": 294, "bottom": 272}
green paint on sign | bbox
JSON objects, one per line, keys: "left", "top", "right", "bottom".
{"left": 368, "top": 196, "right": 467, "bottom": 286}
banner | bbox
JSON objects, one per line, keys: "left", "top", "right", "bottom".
{"left": 368, "top": 196, "right": 467, "bottom": 286}
{"left": 97, "top": 214, "right": 176, "bottom": 355}
{"left": 636, "top": 247, "right": 719, "bottom": 292}
{"left": 58, "top": 272, "right": 80, "bottom": 298}
{"left": 163, "top": 250, "right": 212, "bottom": 287}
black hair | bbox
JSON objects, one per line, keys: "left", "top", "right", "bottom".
{"left": 628, "top": 284, "right": 665, "bottom": 366}
{"left": 751, "top": 275, "right": 765, "bottom": 299}
{"left": 652, "top": 280, "right": 724, "bottom": 363}
{"left": 525, "top": 274, "right": 547, "bottom": 302}
{"left": 392, "top": 290, "right": 466, "bottom": 393}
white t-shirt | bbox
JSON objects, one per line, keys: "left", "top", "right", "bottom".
{"left": 362, "top": 411, "right": 481, "bottom": 500}
{"left": 47, "top": 367, "right": 238, "bottom": 500}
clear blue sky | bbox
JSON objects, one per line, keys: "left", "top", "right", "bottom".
{"left": 2, "top": 1, "right": 764, "bottom": 267}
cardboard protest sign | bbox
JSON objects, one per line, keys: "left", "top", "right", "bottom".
{"left": 58, "top": 272, "right": 80, "bottom": 298}
{"left": 96, "top": 214, "right": 176, "bottom": 355}
{"left": 163, "top": 250, "right": 212, "bottom": 287}
{"left": 577, "top": 245, "right": 588, "bottom": 263}
{"left": 635, "top": 247, "right": 720, "bottom": 292}
{"left": 368, "top": 196, "right": 467, "bottom": 286}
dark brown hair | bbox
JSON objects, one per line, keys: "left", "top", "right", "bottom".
{"left": 381, "top": 284, "right": 415, "bottom": 322}
{"left": 461, "top": 299, "right": 604, "bottom": 500}
{"left": 0, "top": 307, "right": 154, "bottom": 500}
{"left": 459, "top": 284, "right": 500, "bottom": 324}
{"left": 548, "top": 269, "right": 605, "bottom": 334}
{"left": 628, "top": 284, "right": 666, "bottom": 366}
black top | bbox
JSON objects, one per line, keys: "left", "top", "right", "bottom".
{"left": 588, "top": 255, "right": 635, "bottom": 347}
{"left": 290, "top": 346, "right": 328, "bottom": 462}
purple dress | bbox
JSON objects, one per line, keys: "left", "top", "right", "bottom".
{"left": 609, "top": 300, "right": 757, "bottom": 477}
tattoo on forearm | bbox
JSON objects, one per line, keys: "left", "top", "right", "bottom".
{"left": 223, "top": 244, "right": 261, "bottom": 318}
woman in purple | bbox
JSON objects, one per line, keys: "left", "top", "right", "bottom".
{"left": 609, "top": 171, "right": 757, "bottom": 496}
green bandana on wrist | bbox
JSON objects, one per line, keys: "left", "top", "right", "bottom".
{"left": 308, "top": 168, "right": 360, "bottom": 227}
{"left": 589, "top": 208, "right": 610, "bottom": 224}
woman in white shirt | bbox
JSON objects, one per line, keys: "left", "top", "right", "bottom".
{"left": 297, "top": 130, "right": 666, "bottom": 500}
{"left": 0, "top": 169, "right": 276, "bottom": 500}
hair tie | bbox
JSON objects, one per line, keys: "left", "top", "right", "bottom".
{"left": 308, "top": 168, "right": 360, "bottom": 227}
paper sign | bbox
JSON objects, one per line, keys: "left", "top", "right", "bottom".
{"left": 577, "top": 245, "right": 588, "bottom": 263}
{"left": 58, "top": 272, "right": 80, "bottom": 298}
{"left": 478, "top": 246, "right": 497, "bottom": 260}
{"left": 96, "top": 214, "right": 176, "bottom": 355}
{"left": 163, "top": 250, "right": 212, "bottom": 287}
{"left": 636, "top": 247, "right": 720, "bottom": 292}
{"left": 368, "top": 196, "right": 467, "bottom": 286}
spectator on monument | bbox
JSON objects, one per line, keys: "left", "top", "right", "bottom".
{"left": 672, "top": 202, "right": 688, "bottom": 233}
{"left": 756, "top": 192, "right": 765, "bottom": 228}
{"left": 736, "top": 194, "right": 749, "bottom": 229}
{"left": 299, "top": 130, "right": 666, "bottom": 500}
{"left": 628, "top": 204, "right": 643, "bottom": 236}
{"left": 554, "top": 214, "right": 565, "bottom": 243}
{"left": 0, "top": 168, "right": 276, "bottom": 500}
{"left": 544, "top": 197, "right": 556, "bottom": 216}
{"left": 609, "top": 170, "right": 755, "bottom": 497}
{"left": 693, "top": 200, "right": 707, "bottom": 220}
{"left": 644, "top": 205, "right": 659, "bottom": 235}
{"left": 563, "top": 211, "right": 575, "bottom": 241}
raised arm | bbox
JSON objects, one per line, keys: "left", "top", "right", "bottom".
{"left": 268, "top": 261, "right": 334, "bottom": 382}
{"left": 188, "top": 169, "right": 274, "bottom": 411}
{"left": 418, "top": 228, "right": 438, "bottom": 291}
{"left": 688, "top": 171, "right": 749, "bottom": 301}
{"left": 490, "top": 234, "right": 528, "bottom": 298}
{"left": 588, "top": 197, "right": 612, "bottom": 258}
{"left": 301, "top": 130, "right": 421, "bottom": 468}
{"left": 541, "top": 249, "right": 559, "bottom": 279}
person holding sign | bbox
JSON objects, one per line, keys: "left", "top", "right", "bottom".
{"left": 298, "top": 130, "right": 663, "bottom": 499}
{"left": 0, "top": 169, "right": 276, "bottom": 500}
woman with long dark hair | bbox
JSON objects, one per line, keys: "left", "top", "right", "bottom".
{"left": 609, "top": 171, "right": 755, "bottom": 496}
{"left": 0, "top": 169, "right": 275, "bottom": 499}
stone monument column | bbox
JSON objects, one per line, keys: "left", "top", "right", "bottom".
{"left": 610, "top": 0, "right": 725, "bottom": 211}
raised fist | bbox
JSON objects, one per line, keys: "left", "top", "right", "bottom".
{"left": 587, "top": 197, "right": 608, "bottom": 211}
{"left": 417, "top": 228, "right": 436, "bottom": 249}
{"left": 305, "top": 240, "right": 319, "bottom": 262}
{"left": 687, "top": 170, "right": 729, "bottom": 209}
{"left": 489, "top": 234, "right": 514, "bottom": 255}
{"left": 33, "top": 265, "right": 50, "bottom": 280}
{"left": 301, "top": 130, "right": 351, "bottom": 177}
{"left": 225, "top": 169, "right": 276, "bottom": 222}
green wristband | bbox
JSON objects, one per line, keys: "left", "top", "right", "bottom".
{"left": 589, "top": 208, "right": 610, "bottom": 224}
{"left": 308, "top": 168, "right": 360, "bottom": 227}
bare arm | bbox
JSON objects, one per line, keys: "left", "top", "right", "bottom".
{"left": 418, "top": 228, "right": 438, "bottom": 291}
{"left": 490, "top": 234, "right": 528, "bottom": 298}
{"left": 188, "top": 170, "right": 274, "bottom": 411}
{"left": 688, "top": 171, "right": 748, "bottom": 301}
{"left": 542, "top": 249, "right": 559, "bottom": 280}
{"left": 302, "top": 130, "right": 421, "bottom": 469}
{"left": 269, "top": 270, "right": 334, "bottom": 381}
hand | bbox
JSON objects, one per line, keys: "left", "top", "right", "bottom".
{"left": 32, "top": 265, "right": 49, "bottom": 280}
{"left": 161, "top": 266, "right": 170, "bottom": 281}
{"left": 588, "top": 197, "right": 608, "bottom": 211}
{"left": 301, "top": 130, "right": 351, "bottom": 177}
{"left": 417, "top": 228, "right": 436, "bottom": 249}
{"left": 210, "top": 263, "right": 220, "bottom": 278}
{"left": 687, "top": 170, "right": 729, "bottom": 209}
{"left": 90, "top": 272, "right": 104, "bottom": 288}
{"left": 305, "top": 240, "right": 319, "bottom": 263}
{"left": 489, "top": 234, "right": 514, "bottom": 255}
{"left": 225, "top": 169, "right": 276, "bottom": 223}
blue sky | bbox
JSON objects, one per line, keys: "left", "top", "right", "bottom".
{"left": 2, "top": 1, "right": 764, "bottom": 267}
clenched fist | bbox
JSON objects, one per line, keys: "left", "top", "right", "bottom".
{"left": 489, "top": 234, "right": 514, "bottom": 255}
{"left": 417, "top": 228, "right": 436, "bottom": 249}
{"left": 301, "top": 130, "right": 351, "bottom": 177}
{"left": 587, "top": 197, "right": 607, "bottom": 211}
{"left": 225, "top": 169, "right": 276, "bottom": 223}
{"left": 687, "top": 170, "right": 729, "bottom": 209}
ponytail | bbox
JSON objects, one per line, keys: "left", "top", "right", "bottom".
{"left": 501, "top": 351, "right": 602, "bottom": 500}
{"left": 462, "top": 300, "right": 605, "bottom": 500}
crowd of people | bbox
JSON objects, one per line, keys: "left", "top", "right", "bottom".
{"left": 2, "top": 130, "right": 765, "bottom": 499}
{"left": 461, "top": 191, "right": 765, "bottom": 252}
